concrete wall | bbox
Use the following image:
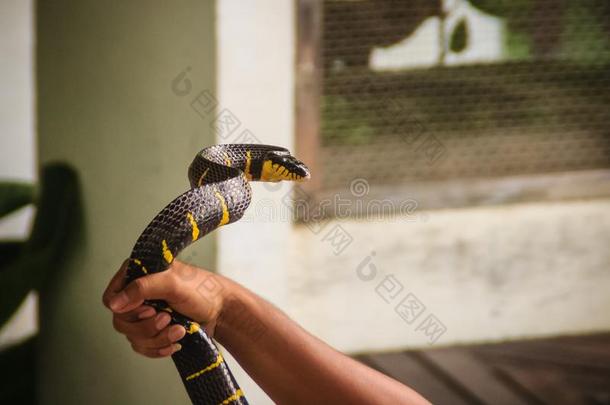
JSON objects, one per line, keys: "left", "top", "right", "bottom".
{"left": 36, "top": 1, "right": 216, "bottom": 403}
{"left": 288, "top": 199, "right": 610, "bottom": 352}
{"left": 215, "top": 1, "right": 295, "bottom": 403}
{"left": 0, "top": 0, "right": 37, "bottom": 350}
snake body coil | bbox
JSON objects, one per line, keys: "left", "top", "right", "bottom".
{"left": 125, "top": 144, "right": 309, "bottom": 404}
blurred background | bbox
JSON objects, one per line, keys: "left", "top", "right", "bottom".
{"left": 1, "top": 0, "right": 609, "bottom": 404}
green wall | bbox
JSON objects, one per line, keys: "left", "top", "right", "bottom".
{"left": 36, "top": 1, "right": 216, "bottom": 403}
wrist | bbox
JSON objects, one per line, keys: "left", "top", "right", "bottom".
{"left": 215, "top": 281, "right": 264, "bottom": 346}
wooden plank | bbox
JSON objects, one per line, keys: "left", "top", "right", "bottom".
{"left": 542, "top": 333, "right": 610, "bottom": 356}
{"left": 358, "top": 334, "right": 610, "bottom": 404}
{"left": 419, "top": 348, "right": 530, "bottom": 405}
{"left": 496, "top": 361, "right": 610, "bottom": 405}
{"left": 475, "top": 338, "right": 610, "bottom": 371}
{"left": 361, "top": 352, "right": 472, "bottom": 405}
{"left": 544, "top": 332, "right": 610, "bottom": 346}
{"left": 477, "top": 335, "right": 610, "bottom": 404}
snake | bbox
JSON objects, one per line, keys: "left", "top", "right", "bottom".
{"left": 124, "top": 144, "right": 310, "bottom": 405}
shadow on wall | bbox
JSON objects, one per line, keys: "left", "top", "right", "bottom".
{"left": 0, "top": 163, "right": 81, "bottom": 404}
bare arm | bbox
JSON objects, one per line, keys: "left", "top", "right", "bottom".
{"left": 216, "top": 286, "right": 429, "bottom": 405}
{"left": 103, "top": 260, "right": 431, "bottom": 405}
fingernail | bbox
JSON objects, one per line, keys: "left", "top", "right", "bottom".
{"left": 109, "top": 292, "right": 128, "bottom": 311}
{"left": 172, "top": 343, "right": 182, "bottom": 353}
{"left": 155, "top": 313, "right": 170, "bottom": 330}
{"left": 138, "top": 308, "right": 156, "bottom": 319}
{"left": 169, "top": 325, "right": 186, "bottom": 342}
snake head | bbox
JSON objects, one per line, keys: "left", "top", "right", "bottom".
{"left": 260, "top": 150, "right": 310, "bottom": 182}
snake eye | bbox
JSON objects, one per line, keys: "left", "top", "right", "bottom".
{"left": 284, "top": 156, "right": 311, "bottom": 180}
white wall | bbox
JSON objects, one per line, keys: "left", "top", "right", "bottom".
{"left": 0, "top": 0, "right": 37, "bottom": 349}
{"left": 289, "top": 199, "right": 610, "bottom": 352}
{"left": 216, "top": 1, "right": 295, "bottom": 403}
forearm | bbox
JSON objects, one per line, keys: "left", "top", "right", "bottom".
{"left": 215, "top": 282, "right": 430, "bottom": 405}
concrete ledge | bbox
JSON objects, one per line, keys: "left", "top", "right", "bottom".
{"left": 287, "top": 198, "right": 610, "bottom": 353}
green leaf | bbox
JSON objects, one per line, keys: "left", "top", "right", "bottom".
{"left": 0, "top": 182, "right": 34, "bottom": 219}
{"left": 450, "top": 19, "right": 469, "bottom": 53}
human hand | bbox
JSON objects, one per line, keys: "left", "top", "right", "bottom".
{"left": 102, "top": 259, "right": 230, "bottom": 358}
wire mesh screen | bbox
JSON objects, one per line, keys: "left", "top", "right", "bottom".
{"left": 319, "top": 0, "right": 610, "bottom": 192}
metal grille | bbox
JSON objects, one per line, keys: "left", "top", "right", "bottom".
{"left": 319, "top": 0, "right": 610, "bottom": 192}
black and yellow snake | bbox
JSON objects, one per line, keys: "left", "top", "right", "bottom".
{"left": 124, "top": 144, "right": 310, "bottom": 404}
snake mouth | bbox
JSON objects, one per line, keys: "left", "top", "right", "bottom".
{"left": 284, "top": 154, "right": 310, "bottom": 178}
{"left": 263, "top": 151, "right": 311, "bottom": 182}
{"left": 287, "top": 159, "right": 310, "bottom": 181}
{"left": 296, "top": 166, "right": 311, "bottom": 181}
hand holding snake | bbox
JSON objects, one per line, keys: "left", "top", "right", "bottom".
{"left": 107, "top": 144, "right": 309, "bottom": 405}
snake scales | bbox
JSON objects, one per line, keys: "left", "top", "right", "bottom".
{"left": 124, "top": 144, "right": 310, "bottom": 404}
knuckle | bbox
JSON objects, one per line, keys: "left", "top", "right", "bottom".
{"left": 146, "top": 350, "right": 161, "bottom": 359}
{"left": 172, "top": 261, "right": 192, "bottom": 282}
{"left": 122, "top": 309, "right": 141, "bottom": 323}
{"left": 155, "top": 332, "right": 172, "bottom": 347}
{"left": 130, "top": 343, "right": 142, "bottom": 354}
{"left": 142, "top": 318, "right": 160, "bottom": 338}
{"left": 102, "top": 293, "right": 109, "bottom": 308}
{"left": 140, "top": 323, "right": 172, "bottom": 347}
{"left": 141, "top": 336, "right": 160, "bottom": 349}
{"left": 169, "top": 260, "right": 182, "bottom": 274}
{"left": 112, "top": 316, "right": 123, "bottom": 333}
{"left": 132, "top": 278, "right": 148, "bottom": 298}
{"left": 131, "top": 342, "right": 156, "bottom": 358}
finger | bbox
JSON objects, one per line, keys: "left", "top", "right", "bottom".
{"left": 129, "top": 323, "right": 186, "bottom": 351}
{"left": 114, "top": 305, "right": 156, "bottom": 323}
{"left": 113, "top": 311, "right": 172, "bottom": 338}
{"left": 109, "top": 271, "right": 176, "bottom": 313}
{"left": 158, "top": 343, "right": 182, "bottom": 357}
{"left": 102, "top": 259, "right": 129, "bottom": 308}
{"left": 132, "top": 342, "right": 182, "bottom": 358}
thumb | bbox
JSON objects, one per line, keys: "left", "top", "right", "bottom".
{"left": 108, "top": 271, "right": 176, "bottom": 313}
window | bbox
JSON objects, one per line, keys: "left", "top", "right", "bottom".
{"left": 296, "top": 0, "right": 610, "bottom": 217}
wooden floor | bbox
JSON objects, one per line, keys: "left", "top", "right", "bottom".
{"left": 357, "top": 333, "right": 610, "bottom": 405}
